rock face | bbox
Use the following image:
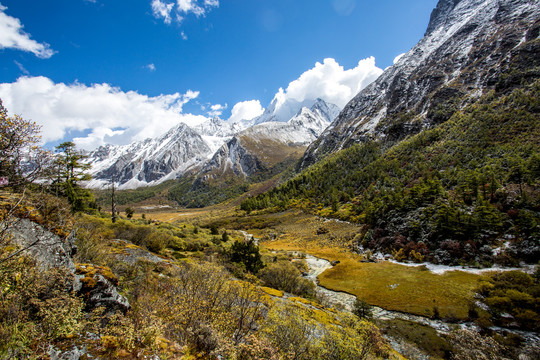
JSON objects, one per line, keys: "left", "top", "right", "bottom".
{"left": 301, "top": 0, "right": 540, "bottom": 168}
{"left": 5, "top": 218, "right": 76, "bottom": 271}
{"left": 79, "top": 273, "right": 131, "bottom": 313}
{"left": 202, "top": 137, "right": 264, "bottom": 177}
{"left": 6, "top": 218, "right": 130, "bottom": 313}
{"left": 200, "top": 99, "right": 339, "bottom": 178}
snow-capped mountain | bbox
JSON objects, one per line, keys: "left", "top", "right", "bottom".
{"left": 301, "top": 0, "right": 540, "bottom": 168}
{"left": 85, "top": 98, "right": 339, "bottom": 188}
{"left": 85, "top": 123, "right": 212, "bottom": 189}
{"left": 251, "top": 97, "right": 340, "bottom": 126}
{"left": 200, "top": 100, "right": 339, "bottom": 178}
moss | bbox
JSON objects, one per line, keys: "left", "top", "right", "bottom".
{"left": 377, "top": 318, "right": 453, "bottom": 359}
{"left": 260, "top": 286, "right": 284, "bottom": 297}
{"left": 75, "top": 263, "right": 119, "bottom": 285}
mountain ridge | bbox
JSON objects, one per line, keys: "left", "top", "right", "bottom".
{"left": 85, "top": 98, "right": 340, "bottom": 189}
{"left": 300, "top": 0, "right": 540, "bottom": 169}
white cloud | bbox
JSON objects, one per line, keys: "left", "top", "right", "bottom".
{"left": 0, "top": 4, "right": 55, "bottom": 58}
{"left": 151, "top": 0, "right": 174, "bottom": 24}
{"left": 180, "top": 31, "right": 188, "bottom": 40}
{"left": 272, "top": 57, "right": 382, "bottom": 110}
{"left": 393, "top": 53, "right": 406, "bottom": 64}
{"left": 0, "top": 76, "right": 208, "bottom": 150}
{"left": 151, "top": 0, "right": 219, "bottom": 24}
{"left": 14, "top": 60, "right": 29, "bottom": 75}
{"left": 145, "top": 63, "right": 156, "bottom": 72}
{"left": 228, "top": 100, "right": 264, "bottom": 123}
{"left": 207, "top": 103, "right": 227, "bottom": 117}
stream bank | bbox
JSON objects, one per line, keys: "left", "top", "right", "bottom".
{"left": 301, "top": 253, "right": 540, "bottom": 348}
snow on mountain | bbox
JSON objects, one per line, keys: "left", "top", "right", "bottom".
{"left": 301, "top": 0, "right": 540, "bottom": 168}
{"left": 200, "top": 100, "right": 339, "bottom": 177}
{"left": 85, "top": 123, "right": 212, "bottom": 189}
{"left": 251, "top": 97, "right": 339, "bottom": 126}
{"left": 246, "top": 99, "right": 340, "bottom": 144}
{"left": 85, "top": 98, "right": 340, "bottom": 188}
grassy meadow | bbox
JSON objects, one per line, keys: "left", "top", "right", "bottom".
{"left": 169, "top": 208, "right": 485, "bottom": 320}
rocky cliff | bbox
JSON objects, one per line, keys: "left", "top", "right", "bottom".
{"left": 301, "top": 0, "right": 540, "bottom": 168}
{"left": 86, "top": 122, "right": 213, "bottom": 189}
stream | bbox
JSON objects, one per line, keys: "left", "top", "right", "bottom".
{"left": 302, "top": 253, "right": 540, "bottom": 349}
{"left": 245, "top": 228, "right": 540, "bottom": 354}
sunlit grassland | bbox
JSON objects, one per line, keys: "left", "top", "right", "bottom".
{"left": 137, "top": 207, "right": 485, "bottom": 319}
{"left": 238, "top": 210, "right": 484, "bottom": 320}
{"left": 320, "top": 261, "right": 482, "bottom": 319}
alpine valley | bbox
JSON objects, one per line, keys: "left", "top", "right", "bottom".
{"left": 1, "top": 0, "right": 539, "bottom": 359}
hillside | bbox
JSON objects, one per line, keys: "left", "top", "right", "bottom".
{"left": 242, "top": 78, "right": 540, "bottom": 265}
{"left": 301, "top": 0, "right": 540, "bottom": 168}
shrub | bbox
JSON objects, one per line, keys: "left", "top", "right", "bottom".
{"left": 229, "top": 239, "right": 264, "bottom": 274}
{"left": 258, "top": 261, "right": 315, "bottom": 297}
{"left": 352, "top": 299, "right": 373, "bottom": 320}
{"left": 125, "top": 207, "right": 134, "bottom": 218}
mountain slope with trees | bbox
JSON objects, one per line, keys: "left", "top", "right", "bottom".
{"left": 242, "top": 75, "right": 539, "bottom": 266}
{"left": 301, "top": 0, "right": 540, "bottom": 168}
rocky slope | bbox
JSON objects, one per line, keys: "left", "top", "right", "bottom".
{"left": 301, "top": 0, "right": 540, "bottom": 168}
{"left": 85, "top": 123, "right": 213, "bottom": 189}
{"left": 200, "top": 100, "right": 339, "bottom": 178}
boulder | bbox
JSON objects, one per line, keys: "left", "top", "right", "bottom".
{"left": 5, "top": 218, "right": 76, "bottom": 272}
{"left": 6, "top": 218, "right": 130, "bottom": 313}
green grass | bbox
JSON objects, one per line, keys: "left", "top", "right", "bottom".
{"left": 319, "top": 260, "right": 482, "bottom": 319}
{"left": 376, "top": 319, "right": 453, "bottom": 359}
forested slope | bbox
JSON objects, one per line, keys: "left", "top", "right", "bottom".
{"left": 242, "top": 79, "right": 540, "bottom": 265}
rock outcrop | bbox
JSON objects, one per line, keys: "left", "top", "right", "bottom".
{"left": 301, "top": 0, "right": 540, "bottom": 168}
{"left": 6, "top": 218, "right": 130, "bottom": 313}
{"left": 5, "top": 218, "right": 76, "bottom": 271}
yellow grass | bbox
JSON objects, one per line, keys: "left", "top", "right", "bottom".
{"left": 140, "top": 208, "right": 484, "bottom": 319}
{"left": 260, "top": 286, "right": 284, "bottom": 297}
{"left": 264, "top": 237, "right": 483, "bottom": 319}
{"left": 321, "top": 260, "right": 481, "bottom": 319}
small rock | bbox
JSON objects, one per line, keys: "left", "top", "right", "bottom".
{"left": 49, "top": 345, "right": 93, "bottom": 360}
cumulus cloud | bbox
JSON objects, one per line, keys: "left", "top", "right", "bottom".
{"left": 228, "top": 100, "right": 264, "bottom": 123}
{"left": 151, "top": 0, "right": 219, "bottom": 24}
{"left": 207, "top": 103, "right": 227, "bottom": 117}
{"left": 272, "top": 57, "right": 383, "bottom": 110}
{"left": 0, "top": 4, "right": 55, "bottom": 58}
{"left": 0, "top": 76, "right": 208, "bottom": 150}
{"left": 145, "top": 63, "right": 156, "bottom": 72}
{"left": 151, "top": 0, "right": 175, "bottom": 24}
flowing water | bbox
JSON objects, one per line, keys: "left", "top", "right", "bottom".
{"left": 302, "top": 253, "right": 540, "bottom": 349}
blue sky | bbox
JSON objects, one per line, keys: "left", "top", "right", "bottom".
{"left": 0, "top": 0, "right": 438, "bottom": 149}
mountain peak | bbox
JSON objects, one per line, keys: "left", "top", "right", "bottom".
{"left": 425, "top": 0, "right": 464, "bottom": 36}
{"left": 301, "top": 0, "right": 539, "bottom": 169}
